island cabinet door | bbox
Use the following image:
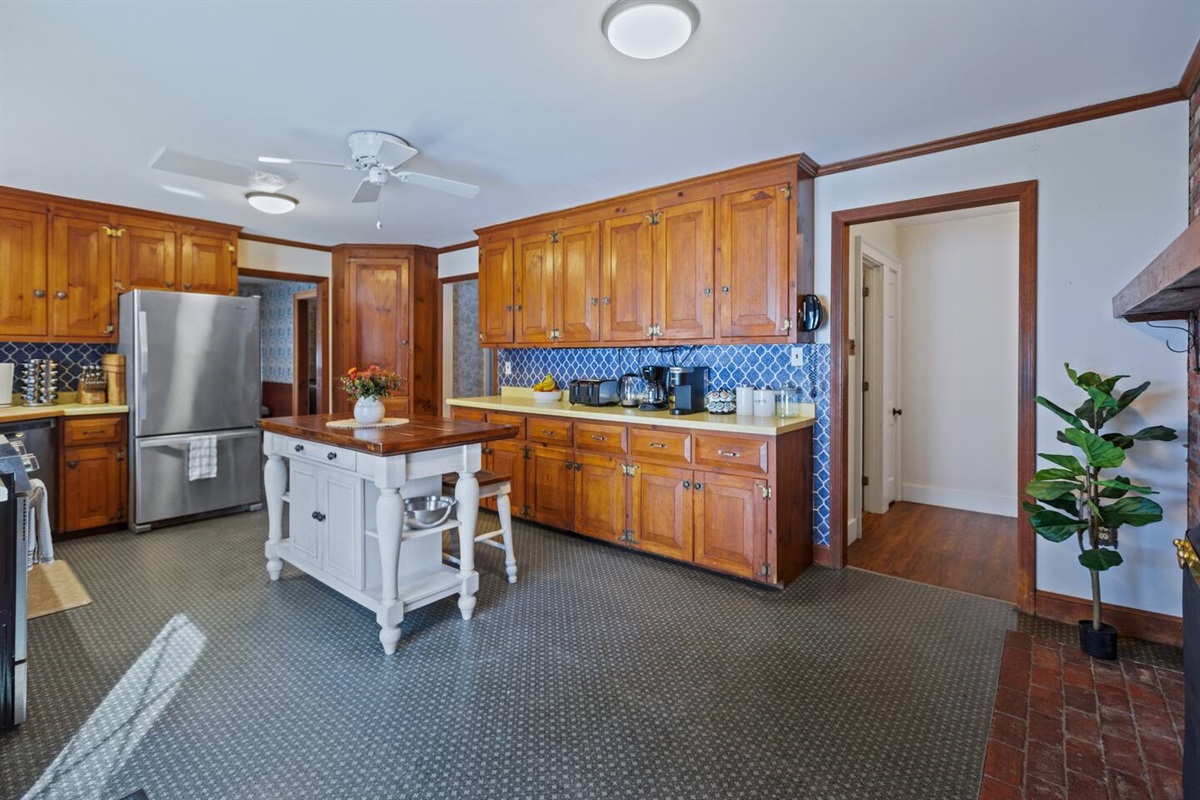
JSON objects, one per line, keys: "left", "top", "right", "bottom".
{"left": 526, "top": 445, "right": 574, "bottom": 530}
{"left": 321, "top": 471, "right": 363, "bottom": 589}
{"left": 573, "top": 453, "right": 626, "bottom": 542}
{"left": 693, "top": 471, "right": 767, "bottom": 580}
{"left": 287, "top": 462, "right": 321, "bottom": 568}
{"left": 630, "top": 463, "right": 693, "bottom": 561}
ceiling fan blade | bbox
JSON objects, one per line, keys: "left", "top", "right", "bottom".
{"left": 351, "top": 178, "right": 382, "bottom": 204}
{"left": 393, "top": 171, "right": 479, "bottom": 199}
{"left": 151, "top": 148, "right": 294, "bottom": 192}
{"left": 376, "top": 137, "right": 418, "bottom": 168}
{"left": 259, "top": 156, "right": 351, "bottom": 169}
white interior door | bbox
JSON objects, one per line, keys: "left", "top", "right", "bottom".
{"left": 881, "top": 258, "right": 903, "bottom": 505}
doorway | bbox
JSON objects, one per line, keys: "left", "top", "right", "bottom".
{"left": 292, "top": 290, "right": 319, "bottom": 415}
{"left": 830, "top": 182, "right": 1038, "bottom": 611}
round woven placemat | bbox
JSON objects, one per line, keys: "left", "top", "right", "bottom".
{"left": 325, "top": 417, "right": 409, "bottom": 430}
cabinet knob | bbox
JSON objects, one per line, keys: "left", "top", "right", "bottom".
{"left": 55, "top": 290, "right": 68, "bottom": 299}
{"left": 183, "top": 283, "right": 192, "bottom": 291}
{"left": 311, "top": 511, "right": 326, "bottom": 522}
{"left": 694, "top": 482, "right": 703, "bottom": 491}
{"left": 66, "top": 460, "right": 78, "bottom": 469}
{"left": 682, "top": 480, "right": 691, "bottom": 489}
{"left": 590, "top": 297, "right": 599, "bottom": 306}
{"left": 603, "top": 297, "right": 611, "bottom": 305}
{"left": 326, "top": 452, "right": 337, "bottom": 460}
{"left": 294, "top": 444, "right": 304, "bottom": 452}
{"left": 33, "top": 289, "right": 46, "bottom": 298}
{"left": 165, "top": 281, "right": 175, "bottom": 289}
{"left": 704, "top": 287, "right": 713, "bottom": 297}
{"left": 721, "top": 285, "right": 730, "bottom": 294}
{"left": 574, "top": 462, "right": 582, "bottom": 471}
{"left": 515, "top": 304, "right": 523, "bottom": 312}
{"left": 402, "top": 339, "right": 408, "bottom": 346}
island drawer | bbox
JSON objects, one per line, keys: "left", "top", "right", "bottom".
{"left": 528, "top": 416, "right": 573, "bottom": 446}
{"left": 64, "top": 415, "right": 124, "bottom": 446}
{"left": 629, "top": 427, "right": 691, "bottom": 465}
{"left": 693, "top": 433, "right": 769, "bottom": 474}
{"left": 487, "top": 412, "right": 527, "bottom": 440}
{"left": 574, "top": 421, "right": 628, "bottom": 455}
{"left": 278, "top": 436, "right": 357, "bottom": 472}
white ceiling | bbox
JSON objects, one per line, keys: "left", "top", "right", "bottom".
{"left": 1, "top": 1, "right": 1195, "bottom": 248}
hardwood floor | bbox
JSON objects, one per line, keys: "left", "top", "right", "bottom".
{"left": 848, "top": 501, "right": 1017, "bottom": 604}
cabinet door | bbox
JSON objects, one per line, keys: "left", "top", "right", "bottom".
{"left": 117, "top": 224, "right": 176, "bottom": 291}
{"left": 62, "top": 445, "right": 122, "bottom": 532}
{"left": 630, "top": 462, "right": 693, "bottom": 560}
{"left": 0, "top": 207, "right": 48, "bottom": 338}
{"left": 489, "top": 440, "right": 527, "bottom": 517}
{"left": 180, "top": 233, "right": 235, "bottom": 294}
{"left": 287, "top": 461, "right": 321, "bottom": 566}
{"left": 574, "top": 452, "right": 626, "bottom": 542}
{"left": 347, "top": 257, "right": 411, "bottom": 412}
{"left": 514, "top": 232, "right": 555, "bottom": 343}
{"left": 655, "top": 199, "right": 714, "bottom": 341}
{"left": 321, "top": 471, "right": 362, "bottom": 589}
{"left": 526, "top": 445, "right": 574, "bottom": 529}
{"left": 478, "top": 239, "right": 513, "bottom": 344}
{"left": 50, "top": 215, "right": 114, "bottom": 339}
{"left": 554, "top": 222, "right": 601, "bottom": 343}
{"left": 601, "top": 212, "right": 654, "bottom": 342}
{"left": 720, "top": 185, "right": 792, "bottom": 338}
{"left": 693, "top": 471, "right": 766, "bottom": 579}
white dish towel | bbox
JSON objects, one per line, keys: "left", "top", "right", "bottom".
{"left": 26, "top": 478, "right": 53, "bottom": 566}
{"left": 187, "top": 435, "right": 218, "bottom": 481}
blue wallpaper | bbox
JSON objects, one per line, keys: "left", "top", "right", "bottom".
{"left": 241, "top": 281, "right": 315, "bottom": 383}
{"left": 496, "top": 344, "right": 833, "bottom": 546}
{"left": 0, "top": 342, "right": 114, "bottom": 395}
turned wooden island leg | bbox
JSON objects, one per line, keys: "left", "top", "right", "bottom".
{"left": 454, "top": 470, "right": 480, "bottom": 621}
{"left": 376, "top": 486, "right": 404, "bottom": 654}
{"left": 264, "top": 452, "right": 286, "bottom": 581}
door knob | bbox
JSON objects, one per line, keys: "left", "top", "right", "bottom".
{"left": 294, "top": 444, "right": 304, "bottom": 452}
{"left": 326, "top": 452, "right": 337, "bottom": 460}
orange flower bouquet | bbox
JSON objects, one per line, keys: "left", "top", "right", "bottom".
{"left": 341, "top": 364, "right": 402, "bottom": 400}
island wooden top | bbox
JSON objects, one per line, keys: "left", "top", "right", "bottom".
{"left": 259, "top": 414, "right": 520, "bottom": 455}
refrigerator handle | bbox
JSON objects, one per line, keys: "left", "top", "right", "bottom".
{"left": 137, "top": 310, "right": 149, "bottom": 421}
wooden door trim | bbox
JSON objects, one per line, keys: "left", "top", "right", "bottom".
{"left": 829, "top": 180, "right": 1038, "bottom": 613}
{"left": 292, "top": 289, "right": 317, "bottom": 415}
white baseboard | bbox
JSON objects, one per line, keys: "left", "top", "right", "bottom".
{"left": 847, "top": 515, "right": 861, "bottom": 545}
{"left": 901, "top": 484, "right": 1016, "bottom": 517}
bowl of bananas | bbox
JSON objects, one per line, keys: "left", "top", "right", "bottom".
{"left": 531, "top": 374, "right": 562, "bottom": 403}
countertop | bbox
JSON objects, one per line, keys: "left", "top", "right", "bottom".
{"left": 0, "top": 397, "right": 129, "bottom": 424}
{"left": 260, "top": 413, "right": 521, "bottom": 456}
{"left": 447, "top": 389, "right": 816, "bottom": 436}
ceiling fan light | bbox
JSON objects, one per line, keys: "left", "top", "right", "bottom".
{"left": 245, "top": 192, "right": 298, "bottom": 214}
{"left": 257, "top": 156, "right": 292, "bottom": 164}
{"left": 602, "top": 0, "right": 698, "bottom": 59}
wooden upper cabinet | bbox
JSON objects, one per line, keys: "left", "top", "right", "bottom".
{"left": 554, "top": 222, "right": 601, "bottom": 343}
{"left": 180, "top": 231, "right": 236, "bottom": 295}
{"left": 348, "top": 257, "right": 411, "bottom": 403}
{"left": 631, "top": 462, "right": 693, "bottom": 561}
{"left": 720, "top": 184, "right": 793, "bottom": 338}
{"left": 117, "top": 222, "right": 176, "bottom": 292}
{"left": 514, "top": 232, "right": 555, "bottom": 344}
{"left": 655, "top": 199, "right": 714, "bottom": 342}
{"left": 0, "top": 207, "right": 48, "bottom": 338}
{"left": 602, "top": 211, "right": 654, "bottom": 342}
{"left": 50, "top": 215, "right": 114, "bottom": 339}
{"left": 693, "top": 471, "right": 766, "bottom": 579}
{"left": 479, "top": 239, "right": 514, "bottom": 344}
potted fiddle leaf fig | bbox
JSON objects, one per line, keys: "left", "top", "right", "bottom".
{"left": 1024, "top": 364, "right": 1177, "bottom": 660}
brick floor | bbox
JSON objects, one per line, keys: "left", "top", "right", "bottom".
{"left": 978, "top": 631, "right": 1185, "bottom": 800}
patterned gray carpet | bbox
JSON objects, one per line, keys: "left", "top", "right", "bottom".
{"left": 2, "top": 511, "right": 1016, "bottom": 799}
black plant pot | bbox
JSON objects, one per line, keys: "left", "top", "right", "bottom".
{"left": 1078, "top": 620, "right": 1118, "bottom": 660}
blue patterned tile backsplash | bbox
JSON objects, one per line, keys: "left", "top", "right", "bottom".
{"left": 240, "top": 281, "right": 315, "bottom": 383}
{"left": 0, "top": 342, "right": 114, "bottom": 395}
{"left": 496, "top": 344, "right": 833, "bottom": 546}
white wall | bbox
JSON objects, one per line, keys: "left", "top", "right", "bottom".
{"left": 439, "top": 246, "right": 479, "bottom": 414}
{"left": 438, "top": 246, "right": 478, "bottom": 280}
{"left": 815, "top": 103, "right": 1190, "bottom": 616}
{"left": 896, "top": 211, "right": 1019, "bottom": 516}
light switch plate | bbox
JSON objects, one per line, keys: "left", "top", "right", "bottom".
{"left": 504, "top": 361, "right": 513, "bottom": 376}
{"left": 789, "top": 347, "right": 804, "bottom": 368}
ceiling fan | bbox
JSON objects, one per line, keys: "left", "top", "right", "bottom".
{"left": 259, "top": 131, "right": 480, "bottom": 204}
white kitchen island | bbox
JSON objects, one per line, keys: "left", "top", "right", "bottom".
{"left": 259, "top": 414, "right": 520, "bottom": 654}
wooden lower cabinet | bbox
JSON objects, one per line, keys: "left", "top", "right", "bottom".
{"left": 527, "top": 444, "right": 574, "bottom": 530}
{"left": 693, "top": 471, "right": 767, "bottom": 580}
{"left": 574, "top": 452, "right": 626, "bottom": 543}
{"left": 60, "top": 415, "right": 127, "bottom": 533}
{"left": 629, "top": 462, "right": 693, "bottom": 560}
{"left": 486, "top": 439, "right": 527, "bottom": 514}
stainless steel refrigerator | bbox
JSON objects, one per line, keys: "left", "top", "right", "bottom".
{"left": 118, "top": 290, "right": 263, "bottom": 532}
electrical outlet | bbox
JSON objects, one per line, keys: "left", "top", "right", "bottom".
{"left": 789, "top": 346, "right": 804, "bottom": 368}
{"left": 504, "top": 361, "right": 513, "bottom": 376}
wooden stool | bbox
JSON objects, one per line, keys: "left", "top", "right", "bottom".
{"left": 442, "top": 470, "right": 517, "bottom": 583}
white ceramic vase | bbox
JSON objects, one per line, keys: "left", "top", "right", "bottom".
{"left": 354, "top": 396, "right": 385, "bottom": 424}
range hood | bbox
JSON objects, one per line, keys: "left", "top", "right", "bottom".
{"left": 1113, "top": 218, "right": 1200, "bottom": 320}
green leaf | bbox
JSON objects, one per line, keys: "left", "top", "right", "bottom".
{"left": 1114, "top": 381, "right": 1150, "bottom": 414}
{"left": 1021, "top": 501, "right": 1043, "bottom": 515}
{"left": 1098, "top": 496, "right": 1164, "bottom": 528}
{"left": 1103, "top": 432, "right": 1135, "bottom": 450}
{"left": 1130, "top": 425, "right": 1178, "bottom": 443}
{"left": 1095, "top": 478, "right": 1155, "bottom": 496}
{"left": 1085, "top": 385, "right": 1118, "bottom": 413}
{"left": 1037, "top": 453, "right": 1085, "bottom": 475}
{"left": 1034, "top": 468, "right": 1084, "bottom": 482}
{"left": 1029, "top": 509, "right": 1087, "bottom": 542}
{"left": 1097, "top": 374, "right": 1128, "bottom": 394}
{"left": 1026, "top": 480, "right": 1081, "bottom": 501}
{"left": 1063, "top": 427, "right": 1126, "bottom": 468}
{"left": 1078, "top": 548, "right": 1124, "bottom": 571}
{"left": 1037, "top": 396, "right": 1086, "bottom": 430}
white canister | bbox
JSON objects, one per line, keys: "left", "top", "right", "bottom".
{"left": 736, "top": 386, "right": 756, "bottom": 413}
{"left": 752, "top": 389, "right": 776, "bottom": 417}
{"left": 0, "top": 363, "right": 13, "bottom": 407}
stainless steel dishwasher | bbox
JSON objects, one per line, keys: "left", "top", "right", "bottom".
{"left": 0, "top": 419, "right": 57, "bottom": 532}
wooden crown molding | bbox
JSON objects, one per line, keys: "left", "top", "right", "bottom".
{"left": 436, "top": 239, "right": 478, "bottom": 255}
{"left": 817, "top": 87, "right": 1184, "bottom": 176}
{"left": 1034, "top": 590, "right": 1182, "bottom": 648}
{"left": 239, "top": 232, "right": 333, "bottom": 253}
{"left": 0, "top": 184, "right": 242, "bottom": 233}
{"left": 1180, "top": 36, "right": 1200, "bottom": 98}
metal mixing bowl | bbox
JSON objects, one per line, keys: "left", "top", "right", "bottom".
{"left": 403, "top": 495, "right": 456, "bottom": 529}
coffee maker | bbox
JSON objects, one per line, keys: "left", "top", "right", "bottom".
{"left": 638, "top": 366, "right": 668, "bottom": 411}
{"left": 668, "top": 366, "right": 709, "bottom": 415}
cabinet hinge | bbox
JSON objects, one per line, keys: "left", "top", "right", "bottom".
{"left": 759, "top": 563, "right": 772, "bottom": 578}
{"left": 226, "top": 241, "right": 236, "bottom": 253}
{"left": 758, "top": 482, "right": 771, "bottom": 500}
{"left": 781, "top": 186, "right": 793, "bottom": 201}
{"left": 862, "top": 475, "right": 869, "bottom": 487}
{"left": 863, "top": 286, "right": 870, "bottom": 298}
{"left": 549, "top": 231, "right": 560, "bottom": 243}
{"left": 863, "top": 380, "right": 869, "bottom": 392}
{"left": 621, "top": 529, "right": 635, "bottom": 542}
{"left": 621, "top": 463, "right": 638, "bottom": 477}
{"left": 848, "top": 339, "right": 856, "bottom": 356}
{"left": 780, "top": 317, "right": 792, "bottom": 332}
{"left": 102, "top": 225, "right": 125, "bottom": 238}
{"left": 522, "top": 446, "right": 532, "bottom": 460}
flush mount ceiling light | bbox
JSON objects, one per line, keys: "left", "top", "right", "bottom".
{"left": 245, "top": 191, "right": 298, "bottom": 214}
{"left": 601, "top": 0, "right": 699, "bottom": 59}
